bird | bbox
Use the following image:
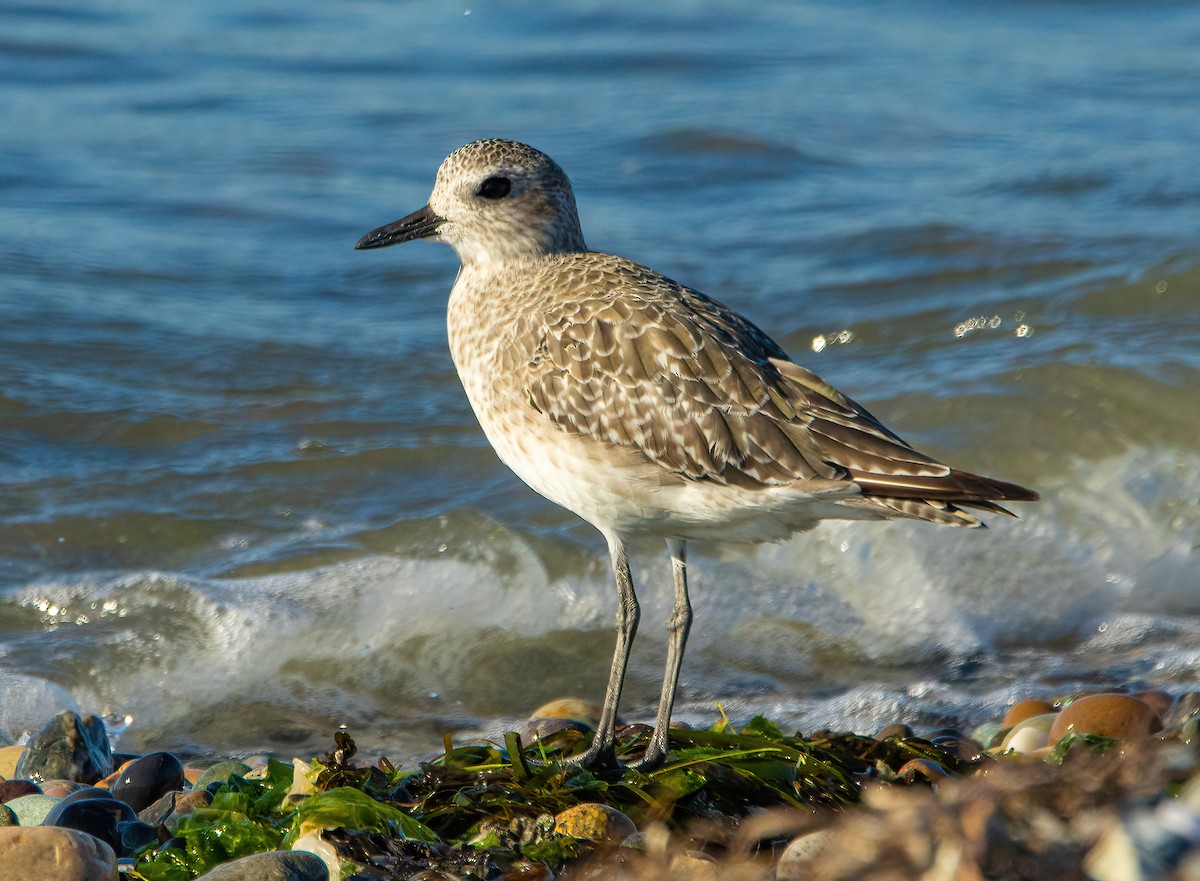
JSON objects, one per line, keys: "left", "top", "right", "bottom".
{"left": 355, "top": 138, "right": 1038, "bottom": 771}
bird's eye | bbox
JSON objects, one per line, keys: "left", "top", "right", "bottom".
{"left": 476, "top": 176, "right": 512, "bottom": 200}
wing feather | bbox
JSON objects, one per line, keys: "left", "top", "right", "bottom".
{"left": 510, "top": 255, "right": 1036, "bottom": 518}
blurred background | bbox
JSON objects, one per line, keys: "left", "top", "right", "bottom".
{"left": 1, "top": 0, "right": 1198, "bottom": 759}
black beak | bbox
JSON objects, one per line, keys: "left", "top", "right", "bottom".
{"left": 354, "top": 204, "right": 446, "bottom": 250}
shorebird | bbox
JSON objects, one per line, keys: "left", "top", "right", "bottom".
{"left": 355, "top": 139, "right": 1037, "bottom": 771}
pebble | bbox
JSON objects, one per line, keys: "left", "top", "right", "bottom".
{"left": 1050, "top": 693, "right": 1162, "bottom": 741}
{"left": 555, "top": 803, "right": 637, "bottom": 843}
{"left": 529, "top": 698, "right": 606, "bottom": 728}
{"left": 44, "top": 794, "right": 137, "bottom": 852}
{"left": 896, "top": 759, "right": 949, "bottom": 784}
{"left": 193, "top": 760, "right": 252, "bottom": 792}
{"left": 0, "top": 826, "right": 117, "bottom": 881}
{"left": 999, "top": 713, "right": 1059, "bottom": 754}
{"left": 116, "top": 819, "right": 159, "bottom": 857}
{"left": 873, "top": 723, "right": 914, "bottom": 741}
{"left": 191, "top": 849, "right": 329, "bottom": 880}
{"left": 0, "top": 745, "right": 24, "bottom": 780}
{"left": 291, "top": 831, "right": 342, "bottom": 879}
{"left": 0, "top": 779, "right": 41, "bottom": 803}
{"left": 1001, "top": 698, "right": 1056, "bottom": 728}
{"left": 5, "top": 793, "right": 61, "bottom": 826}
{"left": 776, "top": 829, "right": 837, "bottom": 880}
{"left": 15, "top": 712, "right": 113, "bottom": 785}
{"left": 110, "top": 751, "right": 186, "bottom": 812}
{"left": 0, "top": 805, "right": 15, "bottom": 827}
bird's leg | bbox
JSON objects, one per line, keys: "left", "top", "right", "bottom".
{"left": 568, "top": 536, "right": 640, "bottom": 769}
{"left": 625, "top": 539, "right": 691, "bottom": 772}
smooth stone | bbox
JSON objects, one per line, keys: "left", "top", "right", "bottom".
{"left": 116, "top": 820, "right": 158, "bottom": 858}
{"left": 45, "top": 796, "right": 136, "bottom": 852}
{"left": 0, "top": 805, "right": 15, "bottom": 827}
{"left": 167, "top": 789, "right": 213, "bottom": 831}
{"left": 96, "top": 760, "right": 132, "bottom": 791}
{"left": 776, "top": 829, "right": 837, "bottom": 880}
{"left": 0, "top": 779, "right": 42, "bottom": 803}
{"left": 42, "top": 779, "right": 84, "bottom": 798}
{"left": 529, "top": 698, "right": 606, "bottom": 728}
{"left": 669, "top": 851, "right": 718, "bottom": 881}
{"left": 6, "top": 794, "right": 61, "bottom": 826}
{"left": 971, "top": 722, "right": 1007, "bottom": 749}
{"left": 554, "top": 803, "right": 637, "bottom": 843}
{"left": 0, "top": 826, "right": 117, "bottom": 881}
{"left": 54, "top": 786, "right": 115, "bottom": 805}
{"left": 192, "top": 760, "right": 252, "bottom": 792}
{"left": 873, "top": 723, "right": 914, "bottom": 741}
{"left": 1050, "top": 693, "right": 1162, "bottom": 741}
{"left": 15, "top": 712, "right": 113, "bottom": 785}
{"left": 1004, "top": 726, "right": 1050, "bottom": 754}
{"left": 138, "top": 791, "right": 178, "bottom": 829}
{"left": 110, "top": 752, "right": 185, "bottom": 812}
{"left": 999, "top": 713, "right": 1058, "bottom": 753}
{"left": 192, "top": 850, "right": 329, "bottom": 880}
{"left": 138, "top": 788, "right": 212, "bottom": 834}
{"left": 291, "top": 831, "right": 342, "bottom": 879}
{"left": 0, "top": 746, "right": 24, "bottom": 780}
{"left": 1002, "top": 698, "right": 1056, "bottom": 728}
{"left": 896, "top": 759, "right": 949, "bottom": 783}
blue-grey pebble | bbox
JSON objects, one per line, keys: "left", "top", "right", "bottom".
{"left": 116, "top": 819, "right": 159, "bottom": 857}
{"left": 193, "top": 850, "right": 328, "bottom": 880}
{"left": 110, "top": 751, "right": 185, "bottom": 812}
{"left": 46, "top": 795, "right": 136, "bottom": 851}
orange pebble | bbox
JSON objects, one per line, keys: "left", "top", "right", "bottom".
{"left": 1049, "top": 693, "right": 1161, "bottom": 741}
{"left": 1002, "top": 699, "right": 1056, "bottom": 729}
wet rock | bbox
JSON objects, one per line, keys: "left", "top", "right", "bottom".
{"left": 0, "top": 745, "right": 24, "bottom": 780}
{"left": 971, "top": 721, "right": 1007, "bottom": 749}
{"left": 291, "top": 831, "right": 343, "bottom": 879}
{"left": 110, "top": 751, "right": 185, "bottom": 812}
{"left": 530, "top": 698, "right": 606, "bottom": 727}
{"left": 896, "top": 759, "right": 949, "bottom": 784}
{"left": 192, "top": 759, "right": 252, "bottom": 792}
{"left": 116, "top": 820, "right": 158, "bottom": 858}
{"left": 0, "top": 826, "right": 117, "bottom": 880}
{"left": 1000, "top": 713, "right": 1058, "bottom": 754}
{"left": 0, "top": 805, "right": 15, "bottom": 827}
{"left": 44, "top": 794, "right": 136, "bottom": 852}
{"left": 777, "top": 829, "right": 836, "bottom": 880}
{"left": 6, "top": 793, "right": 60, "bottom": 826}
{"left": 169, "top": 789, "right": 214, "bottom": 829}
{"left": 41, "top": 779, "right": 83, "bottom": 798}
{"left": 1050, "top": 693, "right": 1161, "bottom": 741}
{"left": 0, "top": 779, "right": 41, "bottom": 803}
{"left": 555, "top": 803, "right": 637, "bottom": 843}
{"left": 192, "top": 849, "right": 329, "bottom": 880}
{"left": 1002, "top": 698, "right": 1055, "bottom": 728}
{"left": 873, "top": 723, "right": 914, "bottom": 741}
{"left": 137, "top": 790, "right": 178, "bottom": 829}
{"left": 14, "top": 711, "right": 112, "bottom": 785}
{"left": 138, "top": 787, "right": 212, "bottom": 834}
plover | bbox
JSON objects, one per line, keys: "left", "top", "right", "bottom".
{"left": 355, "top": 138, "right": 1037, "bottom": 770}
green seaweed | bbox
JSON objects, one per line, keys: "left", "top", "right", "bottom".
{"left": 131, "top": 714, "right": 978, "bottom": 880}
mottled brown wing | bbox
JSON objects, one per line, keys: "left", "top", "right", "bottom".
{"left": 516, "top": 264, "right": 961, "bottom": 492}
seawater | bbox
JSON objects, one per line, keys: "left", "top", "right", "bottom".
{"left": 1, "top": 0, "right": 1199, "bottom": 758}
